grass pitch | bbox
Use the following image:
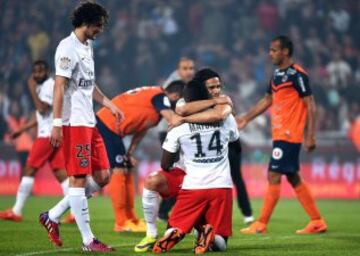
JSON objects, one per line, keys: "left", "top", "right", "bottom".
{"left": 0, "top": 196, "right": 359, "bottom": 256}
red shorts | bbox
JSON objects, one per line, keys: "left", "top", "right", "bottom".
{"left": 26, "top": 137, "right": 65, "bottom": 170}
{"left": 62, "top": 126, "right": 110, "bottom": 176}
{"left": 169, "top": 188, "right": 232, "bottom": 237}
{"left": 158, "top": 167, "right": 186, "bottom": 198}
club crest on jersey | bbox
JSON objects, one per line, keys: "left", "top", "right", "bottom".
{"left": 115, "top": 155, "right": 124, "bottom": 164}
{"left": 282, "top": 75, "right": 288, "bottom": 82}
{"left": 272, "top": 147, "right": 283, "bottom": 160}
{"left": 59, "top": 57, "right": 71, "bottom": 70}
{"left": 80, "top": 158, "right": 89, "bottom": 168}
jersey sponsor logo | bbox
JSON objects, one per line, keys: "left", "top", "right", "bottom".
{"left": 78, "top": 78, "right": 94, "bottom": 88}
{"left": 286, "top": 68, "right": 297, "bottom": 75}
{"left": 272, "top": 147, "right": 283, "bottom": 160}
{"left": 59, "top": 57, "right": 71, "bottom": 70}
{"left": 193, "top": 155, "right": 224, "bottom": 163}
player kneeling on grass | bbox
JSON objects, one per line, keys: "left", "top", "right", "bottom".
{"left": 152, "top": 78, "right": 239, "bottom": 254}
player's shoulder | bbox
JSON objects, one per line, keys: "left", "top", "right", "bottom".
{"left": 56, "top": 34, "right": 76, "bottom": 53}
{"left": 42, "top": 77, "right": 54, "bottom": 88}
{"left": 168, "top": 123, "right": 190, "bottom": 137}
{"left": 289, "top": 63, "right": 308, "bottom": 76}
{"left": 223, "top": 114, "right": 237, "bottom": 128}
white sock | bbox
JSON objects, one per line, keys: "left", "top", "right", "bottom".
{"left": 142, "top": 188, "right": 160, "bottom": 237}
{"left": 12, "top": 176, "right": 34, "bottom": 215}
{"left": 49, "top": 196, "right": 70, "bottom": 223}
{"left": 48, "top": 177, "right": 100, "bottom": 222}
{"left": 68, "top": 187, "right": 94, "bottom": 245}
{"left": 85, "top": 176, "right": 101, "bottom": 197}
{"left": 61, "top": 179, "right": 69, "bottom": 195}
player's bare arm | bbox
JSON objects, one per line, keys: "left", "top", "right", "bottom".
{"left": 170, "top": 100, "right": 232, "bottom": 129}
{"left": 126, "top": 130, "right": 147, "bottom": 167}
{"left": 27, "top": 76, "right": 50, "bottom": 114}
{"left": 170, "top": 104, "right": 232, "bottom": 129}
{"left": 160, "top": 109, "right": 177, "bottom": 123}
{"left": 303, "top": 95, "right": 316, "bottom": 152}
{"left": 160, "top": 149, "right": 178, "bottom": 171}
{"left": 175, "top": 95, "right": 232, "bottom": 116}
{"left": 11, "top": 114, "right": 37, "bottom": 139}
{"left": 93, "top": 85, "right": 123, "bottom": 123}
{"left": 236, "top": 93, "right": 272, "bottom": 130}
{"left": 50, "top": 75, "right": 66, "bottom": 148}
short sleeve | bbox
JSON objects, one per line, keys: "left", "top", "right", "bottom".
{"left": 293, "top": 72, "right": 312, "bottom": 97}
{"left": 55, "top": 44, "right": 77, "bottom": 78}
{"left": 162, "top": 128, "right": 180, "bottom": 153}
{"left": 226, "top": 115, "right": 240, "bottom": 142}
{"left": 39, "top": 82, "right": 53, "bottom": 106}
{"left": 151, "top": 93, "right": 171, "bottom": 113}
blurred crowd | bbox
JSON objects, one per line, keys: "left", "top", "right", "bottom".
{"left": 1, "top": 0, "right": 359, "bottom": 148}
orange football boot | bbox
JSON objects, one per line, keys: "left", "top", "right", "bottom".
{"left": 240, "top": 220, "right": 267, "bottom": 234}
{"left": 296, "top": 219, "right": 327, "bottom": 234}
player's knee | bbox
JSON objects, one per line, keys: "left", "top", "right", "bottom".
{"left": 53, "top": 169, "right": 67, "bottom": 182}
{"left": 93, "top": 170, "right": 111, "bottom": 187}
{"left": 286, "top": 173, "right": 301, "bottom": 187}
{"left": 23, "top": 166, "right": 37, "bottom": 177}
{"left": 144, "top": 175, "right": 160, "bottom": 191}
{"left": 268, "top": 172, "right": 281, "bottom": 184}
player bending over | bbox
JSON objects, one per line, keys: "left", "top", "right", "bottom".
{"left": 96, "top": 80, "right": 185, "bottom": 232}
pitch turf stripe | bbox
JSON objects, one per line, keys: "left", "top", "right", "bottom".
{"left": 14, "top": 243, "right": 133, "bottom": 256}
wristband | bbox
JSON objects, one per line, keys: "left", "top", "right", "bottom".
{"left": 52, "top": 118, "right": 62, "bottom": 127}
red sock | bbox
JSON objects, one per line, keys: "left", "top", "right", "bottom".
{"left": 108, "top": 172, "right": 127, "bottom": 226}
{"left": 258, "top": 184, "right": 281, "bottom": 224}
{"left": 294, "top": 182, "right": 321, "bottom": 220}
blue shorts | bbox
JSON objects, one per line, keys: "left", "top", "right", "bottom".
{"left": 96, "top": 117, "right": 127, "bottom": 168}
{"left": 268, "top": 140, "right": 301, "bottom": 174}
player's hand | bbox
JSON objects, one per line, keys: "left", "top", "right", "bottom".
{"left": 304, "top": 135, "right": 316, "bottom": 152}
{"left": 125, "top": 153, "right": 138, "bottom": 168}
{"left": 109, "top": 104, "right": 124, "bottom": 129}
{"left": 168, "top": 115, "right": 184, "bottom": 130}
{"left": 236, "top": 115, "right": 248, "bottom": 130}
{"left": 10, "top": 130, "right": 23, "bottom": 139}
{"left": 50, "top": 127, "right": 62, "bottom": 148}
{"left": 215, "top": 95, "right": 233, "bottom": 108}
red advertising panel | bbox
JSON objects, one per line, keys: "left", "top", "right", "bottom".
{"left": 1, "top": 143, "right": 359, "bottom": 199}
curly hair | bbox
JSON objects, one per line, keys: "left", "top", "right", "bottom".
{"left": 71, "top": 1, "right": 109, "bottom": 28}
{"left": 194, "top": 68, "right": 221, "bottom": 83}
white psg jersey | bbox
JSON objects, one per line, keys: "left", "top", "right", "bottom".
{"left": 163, "top": 114, "right": 239, "bottom": 189}
{"left": 36, "top": 77, "right": 54, "bottom": 138}
{"left": 55, "top": 32, "right": 96, "bottom": 127}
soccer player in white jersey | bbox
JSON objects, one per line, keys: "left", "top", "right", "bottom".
{"left": 38, "top": 2, "right": 122, "bottom": 252}
{"left": 0, "top": 60, "right": 68, "bottom": 222}
{"left": 152, "top": 79, "right": 238, "bottom": 254}
{"left": 135, "top": 72, "right": 232, "bottom": 253}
